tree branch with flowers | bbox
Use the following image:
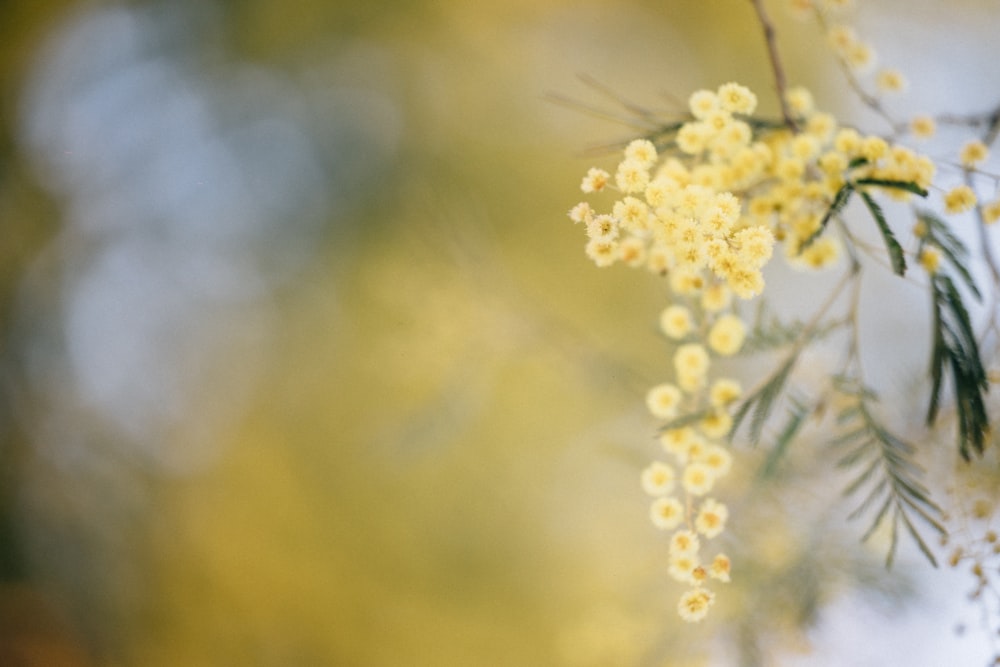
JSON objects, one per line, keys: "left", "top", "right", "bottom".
{"left": 563, "top": 0, "right": 1000, "bottom": 642}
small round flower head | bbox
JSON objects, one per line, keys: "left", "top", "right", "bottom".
{"left": 806, "top": 112, "right": 837, "bottom": 142}
{"left": 689, "top": 89, "right": 719, "bottom": 119}
{"left": 710, "top": 378, "right": 742, "bottom": 407}
{"left": 834, "top": 127, "right": 862, "bottom": 155}
{"left": 677, "top": 121, "right": 712, "bottom": 155}
{"left": 618, "top": 237, "right": 647, "bottom": 267}
{"left": 795, "top": 237, "right": 841, "bottom": 270}
{"left": 641, "top": 461, "right": 676, "bottom": 496}
{"left": 910, "top": 115, "right": 936, "bottom": 140}
{"left": 845, "top": 41, "right": 877, "bottom": 72}
{"left": 785, "top": 86, "right": 814, "bottom": 117}
{"left": 616, "top": 158, "right": 650, "bottom": 193}
{"left": 701, "top": 283, "right": 732, "bottom": 312}
{"left": 677, "top": 588, "right": 715, "bottom": 622}
{"left": 645, "top": 176, "right": 677, "bottom": 208}
{"left": 960, "top": 140, "right": 990, "bottom": 168}
{"left": 674, "top": 343, "right": 710, "bottom": 379}
{"left": 708, "top": 314, "right": 747, "bottom": 356}
{"left": 647, "top": 244, "right": 672, "bottom": 274}
{"left": 646, "top": 383, "right": 683, "bottom": 420}
{"left": 827, "top": 24, "right": 856, "bottom": 52}
{"left": 568, "top": 202, "right": 593, "bottom": 224}
{"left": 700, "top": 410, "right": 733, "bottom": 439}
{"left": 734, "top": 226, "right": 775, "bottom": 268}
{"left": 586, "top": 215, "right": 618, "bottom": 241}
{"left": 669, "top": 554, "right": 700, "bottom": 585}
{"left": 717, "top": 82, "right": 757, "bottom": 115}
{"left": 982, "top": 199, "right": 1000, "bottom": 225}
{"left": 682, "top": 462, "right": 716, "bottom": 496}
{"left": 650, "top": 496, "right": 685, "bottom": 530}
{"left": 660, "top": 304, "right": 694, "bottom": 340}
{"left": 613, "top": 196, "right": 650, "bottom": 232}
{"left": 670, "top": 267, "right": 706, "bottom": 295}
{"left": 861, "top": 135, "right": 889, "bottom": 162}
{"left": 944, "top": 185, "right": 977, "bottom": 214}
{"left": 695, "top": 498, "right": 729, "bottom": 538}
{"left": 625, "top": 138, "right": 658, "bottom": 168}
{"left": 710, "top": 554, "right": 731, "bottom": 582}
{"left": 581, "top": 167, "right": 610, "bottom": 193}
{"left": 585, "top": 238, "right": 618, "bottom": 267}
{"left": 791, "top": 134, "right": 821, "bottom": 161}
{"left": 699, "top": 444, "right": 733, "bottom": 479}
{"left": 876, "top": 68, "right": 907, "bottom": 93}
{"left": 919, "top": 246, "right": 941, "bottom": 275}
{"left": 670, "top": 529, "right": 701, "bottom": 557}
{"left": 660, "top": 427, "right": 698, "bottom": 462}
{"left": 727, "top": 268, "right": 766, "bottom": 299}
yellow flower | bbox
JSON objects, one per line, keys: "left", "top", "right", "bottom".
{"left": 624, "top": 138, "right": 657, "bottom": 168}
{"left": 660, "top": 305, "right": 694, "bottom": 340}
{"left": 584, "top": 239, "right": 617, "bottom": 267}
{"left": 669, "top": 555, "right": 700, "bottom": 585}
{"left": 682, "top": 462, "right": 715, "bottom": 496}
{"left": 585, "top": 215, "right": 618, "bottom": 241}
{"left": 875, "top": 68, "right": 907, "bottom": 93}
{"left": 670, "top": 529, "right": 701, "bottom": 557}
{"left": 617, "top": 237, "right": 647, "bottom": 268}
{"left": 785, "top": 86, "right": 814, "bottom": 117}
{"left": 982, "top": 199, "right": 1000, "bottom": 225}
{"left": 567, "top": 202, "right": 593, "bottom": 224}
{"left": 919, "top": 246, "right": 941, "bottom": 275}
{"left": 695, "top": 498, "right": 729, "bottom": 538}
{"left": 700, "top": 410, "right": 733, "bottom": 439}
{"left": 700, "top": 444, "right": 733, "bottom": 478}
{"left": 944, "top": 185, "right": 977, "bottom": 214}
{"left": 612, "top": 196, "right": 650, "bottom": 232}
{"left": 650, "top": 496, "right": 685, "bottom": 530}
{"left": 910, "top": 115, "right": 936, "bottom": 140}
{"left": 710, "top": 378, "right": 743, "bottom": 407}
{"left": 675, "top": 343, "right": 710, "bottom": 376}
{"left": 960, "top": 140, "right": 989, "bottom": 168}
{"left": 688, "top": 89, "right": 719, "bottom": 119}
{"left": 710, "top": 554, "right": 731, "bottom": 582}
{"left": 708, "top": 314, "right": 747, "bottom": 356}
{"left": 645, "top": 383, "right": 683, "bottom": 420}
{"left": 615, "top": 158, "right": 650, "bottom": 193}
{"left": 641, "top": 461, "right": 676, "bottom": 496}
{"left": 660, "top": 427, "right": 699, "bottom": 463}
{"left": 717, "top": 82, "right": 757, "bottom": 115}
{"left": 580, "top": 167, "right": 609, "bottom": 193}
{"left": 677, "top": 589, "right": 715, "bottom": 622}
{"left": 701, "top": 284, "right": 732, "bottom": 312}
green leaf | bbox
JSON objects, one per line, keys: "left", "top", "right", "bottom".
{"left": 800, "top": 183, "right": 853, "bottom": 251}
{"left": 831, "top": 389, "right": 944, "bottom": 568}
{"left": 859, "top": 191, "right": 906, "bottom": 275}
{"left": 854, "top": 178, "right": 929, "bottom": 197}
{"left": 758, "top": 401, "right": 808, "bottom": 479}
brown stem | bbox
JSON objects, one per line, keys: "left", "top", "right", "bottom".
{"left": 748, "top": 0, "right": 798, "bottom": 130}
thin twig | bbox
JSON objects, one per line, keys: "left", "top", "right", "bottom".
{"left": 748, "top": 0, "right": 798, "bottom": 130}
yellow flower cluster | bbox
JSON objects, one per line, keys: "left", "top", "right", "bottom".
{"left": 570, "top": 82, "right": 935, "bottom": 281}
{"left": 567, "top": 81, "right": 937, "bottom": 623}
{"left": 641, "top": 298, "right": 748, "bottom": 621}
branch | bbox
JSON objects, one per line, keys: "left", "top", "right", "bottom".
{"left": 748, "top": 0, "right": 798, "bottom": 130}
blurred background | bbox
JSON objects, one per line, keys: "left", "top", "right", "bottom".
{"left": 0, "top": 1, "right": 999, "bottom": 665}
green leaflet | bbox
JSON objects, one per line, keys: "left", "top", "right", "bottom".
{"left": 832, "top": 383, "right": 944, "bottom": 568}
{"left": 927, "top": 274, "right": 989, "bottom": 460}
{"left": 859, "top": 191, "right": 906, "bottom": 276}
